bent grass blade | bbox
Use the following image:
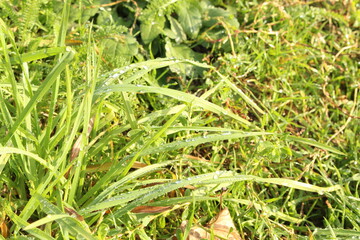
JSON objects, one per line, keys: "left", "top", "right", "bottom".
{"left": 81, "top": 171, "right": 340, "bottom": 218}
{"left": 287, "top": 135, "right": 345, "bottom": 155}
{"left": 96, "top": 84, "right": 251, "bottom": 126}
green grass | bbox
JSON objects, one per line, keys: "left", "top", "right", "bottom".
{"left": 0, "top": 0, "right": 359, "bottom": 239}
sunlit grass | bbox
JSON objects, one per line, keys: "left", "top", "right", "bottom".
{"left": 0, "top": 0, "right": 359, "bottom": 239}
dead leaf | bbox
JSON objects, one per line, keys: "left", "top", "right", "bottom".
{"left": 64, "top": 207, "right": 84, "bottom": 221}
{"left": 0, "top": 220, "right": 9, "bottom": 238}
{"left": 86, "top": 161, "right": 147, "bottom": 173}
{"left": 131, "top": 206, "right": 172, "bottom": 214}
{"left": 66, "top": 117, "right": 95, "bottom": 178}
{"left": 180, "top": 208, "right": 242, "bottom": 240}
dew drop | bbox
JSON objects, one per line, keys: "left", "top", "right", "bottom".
{"left": 110, "top": 73, "right": 120, "bottom": 78}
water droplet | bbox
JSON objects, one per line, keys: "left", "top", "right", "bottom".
{"left": 110, "top": 73, "right": 120, "bottom": 78}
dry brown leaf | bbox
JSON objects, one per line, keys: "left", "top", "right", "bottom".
{"left": 64, "top": 207, "right": 84, "bottom": 221}
{"left": 131, "top": 206, "right": 172, "bottom": 214}
{"left": 180, "top": 208, "right": 242, "bottom": 240}
{"left": 86, "top": 161, "right": 148, "bottom": 173}
{"left": 0, "top": 220, "right": 9, "bottom": 238}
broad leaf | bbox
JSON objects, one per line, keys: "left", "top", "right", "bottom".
{"left": 165, "top": 40, "right": 203, "bottom": 76}
{"left": 101, "top": 35, "right": 139, "bottom": 58}
{"left": 166, "top": 16, "right": 187, "bottom": 43}
{"left": 140, "top": 14, "right": 166, "bottom": 44}
{"left": 177, "top": 0, "right": 202, "bottom": 39}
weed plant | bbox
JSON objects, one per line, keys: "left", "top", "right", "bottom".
{"left": 0, "top": 0, "right": 359, "bottom": 239}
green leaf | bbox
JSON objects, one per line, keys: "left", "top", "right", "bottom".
{"left": 101, "top": 35, "right": 139, "bottom": 58}
{"left": 177, "top": 0, "right": 202, "bottom": 39}
{"left": 165, "top": 40, "right": 203, "bottom": 76}
{"left": 140, "top": 14, "right": 166, "bottom": 44}
{"left": 166, "top": 16, "right": 187, "bottom": 43}
{"left": 203, "top": 6, "right": 239, "bottom": 28}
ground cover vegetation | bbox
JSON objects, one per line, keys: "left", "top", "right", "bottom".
{"left": 0, "top": 0, "right": 359, "bottom": 239}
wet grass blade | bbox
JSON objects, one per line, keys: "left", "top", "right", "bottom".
{"left": 3, "top": 48, "right": 75, "bottom": 145}
{"left": 287, "top": 135, "right": 345, "bottom": 155}
{"left": 96, "top": 84, "right": 251, "bottom": 126}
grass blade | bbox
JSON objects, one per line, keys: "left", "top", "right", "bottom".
{"left": 3, "top": 48, "right": 75, "bottom": 145}
{"left": 37, "top": 195, "right": 96, "bottom": 240}
{"left": 96, "top": 84, "right": 251, "bottom": 126}
{"left": 6, "top": 47, "right": 67, "bottom": 65}
{"left": 104, "top": 171, "right": 340, "bottom": 218}
{"left": 287, "top": 135, "right": 345, "bottom": 155}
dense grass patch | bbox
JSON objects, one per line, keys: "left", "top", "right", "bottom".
{"left": 0, "top": 0, "right": 359, "bottom": 239}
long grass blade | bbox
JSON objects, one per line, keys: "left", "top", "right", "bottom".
{"left": 3, "top": 48, "right": 75, "bottom": 145}
{"left": 287, "top": 135, "right": 345, "bottom": 155}
{"left": 96, "top": 84, "right": 251, "bottom": 126}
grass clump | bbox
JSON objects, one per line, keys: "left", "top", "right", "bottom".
{"left": 0, "top": 0, "right": 359, "bottom": 239}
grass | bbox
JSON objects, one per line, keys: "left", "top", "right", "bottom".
{"left": 0, "top": 0, "right": 359, "bottom": 239}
